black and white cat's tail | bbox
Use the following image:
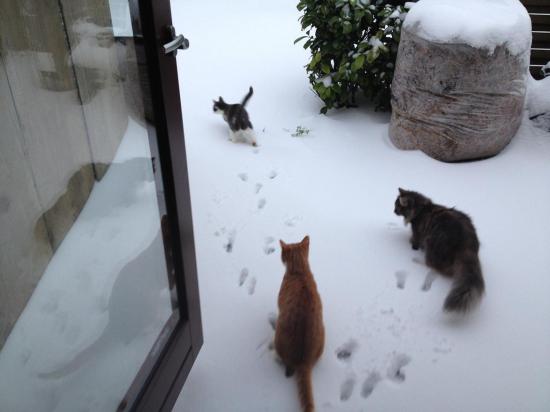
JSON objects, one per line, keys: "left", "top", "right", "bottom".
{"left": 444, "top": 253, "right": 485, "bottom": 312}
{"left": 241, "top": 86, "right": 253, "bottom": 106}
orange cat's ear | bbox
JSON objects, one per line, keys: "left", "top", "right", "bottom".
{"left": 301, "top": 236, "right": 310, "bottom": 254}
{"left": 279, "top": 240, "right": 287, "bottom": 249}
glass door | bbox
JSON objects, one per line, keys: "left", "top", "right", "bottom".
{"left": 0, "top": 0, "right": 201, "bottom": 411}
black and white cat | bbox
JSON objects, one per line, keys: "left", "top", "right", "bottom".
{"left": 213, "top": 86, "right": 257, "bottom": 146}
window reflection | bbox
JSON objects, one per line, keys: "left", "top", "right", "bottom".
{"left": 0, "top": 1, "right": 176, "bottom": 410}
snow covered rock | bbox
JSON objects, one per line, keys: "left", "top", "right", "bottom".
{"left": 389, "top": 0, "right": 532, "bottom": 162}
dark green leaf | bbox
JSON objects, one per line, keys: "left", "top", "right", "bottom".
{"left": 351, "top": 54, "right": 366, "bottom": 71}
{"left": 342, "top": 21, "right": 353, "bottom": 34}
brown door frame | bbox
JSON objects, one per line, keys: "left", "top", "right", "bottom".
{"left": 120, "top": 0, "right": 203, "bottom": 411}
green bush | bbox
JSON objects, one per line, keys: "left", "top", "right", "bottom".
{"left": 296, "top": 0, "right": 413, "bottom": 113}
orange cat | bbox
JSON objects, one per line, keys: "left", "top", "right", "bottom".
{"left": 275, "top": 236, "right": 325, "bottom": 412}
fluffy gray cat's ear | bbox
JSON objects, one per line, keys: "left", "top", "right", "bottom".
{"left": 219, "top": 96, "right": 224, "bottom": 102}
{"left": 398, "top": 187, "right": 405, "bottom": 195}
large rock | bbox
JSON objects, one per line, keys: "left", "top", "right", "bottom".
{"left": 389, "top": 0, "right": 531, "bottom": 162}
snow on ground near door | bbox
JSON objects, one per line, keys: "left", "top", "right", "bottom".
{"left": 172, "top": 1, "right": 550, "bottom": 411}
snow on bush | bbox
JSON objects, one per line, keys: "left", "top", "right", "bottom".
{"left": 296, "top": 0, "right": 415, "bottom": 113}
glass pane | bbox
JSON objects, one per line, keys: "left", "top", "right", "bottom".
{"left": 0, "top": 1, "right": 176, "bottom": 411}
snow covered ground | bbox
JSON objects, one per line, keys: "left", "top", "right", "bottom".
{"left": 172, "top": 1, "right": 550, "bottom": 411}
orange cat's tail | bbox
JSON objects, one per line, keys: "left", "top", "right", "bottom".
{"left": 296, "top": 366, "right": 314, "bottom": 412}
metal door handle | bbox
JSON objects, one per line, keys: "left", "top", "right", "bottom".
{"left": 163, "top": 25, "right": 189, "bottom": 56}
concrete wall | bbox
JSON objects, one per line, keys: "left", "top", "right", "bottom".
{"left": 0, "top": 59, "right": 54, "bottom": 344}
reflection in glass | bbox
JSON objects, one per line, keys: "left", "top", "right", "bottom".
{"left": 0, "top": 1, "right": 175, "bottom": 411}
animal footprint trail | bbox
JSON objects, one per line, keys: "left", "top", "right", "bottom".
{"left": 361, "top": 371, "right": 382, "bottom": 398}
{"left": 395, "top": 270, "right": 408, "bottom": 290}
{"left": 257, "top": 198, "right": 267, "bottom": 210}
{"left": 268, "top": 170, "right": 278, "bottom": 179}
{"left": 284, "top": 216, "right": 301, "bottom": 227}
{"left": 238, "top": 268, "right": 249, "bottom": 287}
{"left": 340, "top": 375, "right": 356, "bottom": 401}
{"left": 247, "top": 277, "right": 257, "bottom": 295}
{"left": 422, "top": 270, "right": 437, "bottom": 291}
{"left": 239, "top": 268, "right": 257, "bottom": 295}
{"left": 238, "top": 172, "right": 248, "bottom": 182}
{"left": 387, "top": 353, "right": 411, "bottom": 383}
{"left": 224, "top": 230, "right": 236, "bottom": 253}
{"left": 254, "top": 183, "right": 263, "bottom": 194}
{"left": 336, "top": 339, "right": 358, "bottom": 362}
{"left": 264, "top": 236, "right": 276, "bottom": 255}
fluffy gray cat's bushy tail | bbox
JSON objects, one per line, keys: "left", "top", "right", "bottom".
{"left": 444, "top": 253, "right": 485, "bottom": 312}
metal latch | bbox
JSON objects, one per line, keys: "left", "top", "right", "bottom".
{"left": 163, "top": 25, "right": 189, "bottom": 56}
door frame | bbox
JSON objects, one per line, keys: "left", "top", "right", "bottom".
{"left": 122, "top": 1, "right": 203, "bottom": 411}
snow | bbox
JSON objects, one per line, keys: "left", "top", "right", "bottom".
{"left": 1, "top": 0, "right": 548, "bottom": 411}
{"left": 527, "top": 76, "right": 550, "bottom": 131}
{"left": 527, "top": 76, "right": 550, "bottom": 117}
{"left": 403, "top": 0, "right": 532, "bottom": 56}
{"left": 0, "top": 119, "right": 172, "bottom": 411}
{"left": 368, "top": 37, "right": 384, "bottom": 51}
{"left": 318, "top": 75, "right": 332, "bottom": 87}
{"left": 172, "top": 1, "right": 550, "bottom": 411}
